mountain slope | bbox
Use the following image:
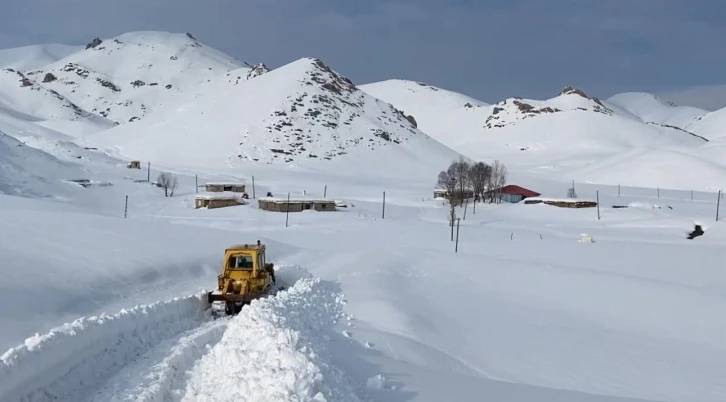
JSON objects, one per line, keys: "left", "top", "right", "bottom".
{"left": 656, "top": 84, "right": 726, "bottom": 111}
{"left": 85, "top": 57, "right": 461, "bottom": 176}
{"left": 0, "top": 44, "right": 81, "bottom": 71}
{"left": 359, "top": 79, "right": 488, "bottom": 134}
{"left": 682, "top": 107, "right": 726, "bottom": 141}
{"left": 23, "top": 32, "right": 251, "bottom": 124}
{"left": 607, "top": 92, "right": 707, "bottom": 129}
{"left": 0, "top": 67, "right": 106, "bottom": 124}
{"left": 0, "top": 131, "right": 86, "bottom": 197}
{"left": 413, "top": 87, "right": 708, "bottom": 173}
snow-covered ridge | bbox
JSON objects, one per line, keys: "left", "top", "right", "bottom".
{"left": 0, "top": 67, "right": 99, "bottom": 122}
{"left": 22, "top": 31, "right": 250, "bottom": 124}
{"left": 607, "top": 92, "right": 707, "bottom": 129}
{"left": 183, "top": 273, "right": 362, "bottom": 401}
{"left": 0, "top": 292, "right": 211, "bottom": 401}
{"left": 86, "top": 56, "right": 460, "bottom": 172}
{"left": 359, "top": 78, "right": 488, "bottom": 134}
{"left": 0, "top": 44, "right": 81, "bottom": 71}
{"left": 483, "top": 86, "right": 614, "bottom": 129}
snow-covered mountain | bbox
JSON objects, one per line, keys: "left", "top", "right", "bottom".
{"left": 398, "top": 86, "right": 707, "bottom": 173}
{"left": 656, "top": 84, "right": 726, "bottom": 111}
{"left": 0, "top": 131, "right": 86, "bottom": 197}
{"left": 0, "top": 44, "right": 81, "bottom": 71}
{"left": 607, "top": 92, "right": 707, "bottom": 129}
{"left": 20, "top": 32, "right": 255, "bottom": 124}
{"left": 86, "top": 57, "right": 460, "bottom": 175}
{"left": 359, "top": 79, "right": 488, "bottom": 134}
{"left": 681, "top": 107, "right": 726, "bottom": 141}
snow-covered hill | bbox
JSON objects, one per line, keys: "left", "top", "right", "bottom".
{"left": 607, "top": 92, "right": 707, "bottom": 129}
{"left": 0, "top": 131, "right": 86, "bottom": 197}
{"left": 0, "top": 44, "right": 81, "bottom": 71}
{"left": 22, "top": 32, "right": 252, "bottom": 124}
{"left": 682, "top": 106, "right": 726, "bottom": 141}
{"left": 408, "top": 87, "right": 707, "bottom": 173}
{"left": 0, "top": 67, "right": 102, "bottom": 123}
{"left": 657, "top": 84, "right": 726, "bottom": 111}
{"left": 86, "top": 57, "right": 460, "bottom": 176}
{"left": 359, "top": 79, "right": 488, "bottom": 134}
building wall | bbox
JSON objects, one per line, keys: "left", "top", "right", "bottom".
{"left": 258, "top": 200, "right": 336, "bottom": 212}
{"left": 205, "top": 184, "right": 246, "bottom": 193}
{"left": 499, "top": 193, "right": 524, "bottom": 203}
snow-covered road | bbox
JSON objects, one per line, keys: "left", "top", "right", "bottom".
{"left": 1, "top": 266, "right": 363, "bottom": 402}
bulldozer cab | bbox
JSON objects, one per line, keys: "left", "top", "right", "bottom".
{"left": 219, "top": 240, "right": 272, "bottom": 287}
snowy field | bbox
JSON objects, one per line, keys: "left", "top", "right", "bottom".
{"left": 1, "top": 153, "right": 725, "bottom": 402}
{"left": 2, "top": 30, "right": 726, "bottom": 402}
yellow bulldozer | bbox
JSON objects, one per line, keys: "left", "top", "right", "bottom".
{"left": 206, "top": 240, "right": 282, "bottom": 316}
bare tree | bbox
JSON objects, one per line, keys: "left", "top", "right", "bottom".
{"left": 438, "top": 169, "right": 458, "bottom": 225}
{"left": 454, "top": 156, "right": 471, "bottom": 205}
{"left": 489, "top": 160, "right": 508, "bottom": 203}
{"left": 157, "top": 172, "right": 179, "bottom": 197}
{"left": 469, "top": 162, "right": 491, "bottom": 203}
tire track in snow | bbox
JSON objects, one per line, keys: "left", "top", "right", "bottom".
{"left": 1, "top": 265, "right": 307, "bottom": 402}
{"left": 0, "top": 293, "right": 214, "bottom": 402}
{"left": 86, "top": 317, "right": 230, "bottom": 402}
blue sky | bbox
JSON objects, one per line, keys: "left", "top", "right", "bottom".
{"left": 2, "top": 0, "right": 725, "bottom": 102}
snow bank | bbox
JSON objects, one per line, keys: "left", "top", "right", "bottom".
{"left": 182, "top": 275, "right": 362, "bottom": 402}
{"left": 0, "top": 293, "right": 211, "bottom": 401}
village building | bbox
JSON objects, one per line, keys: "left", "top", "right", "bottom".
{"left": 258, "top": 196, "right": 337, "bottom": 212}
{"left": 486, "top": 185, "right": 541, "bottom": 203}
{"left": 195, "top": 192, "right": 245, "bottom": 209}
{"left": 204, "top": 182, "right": 246, "bottom": 193}
{"left": 433, "top": 188, "right": 475, "bottom": 202}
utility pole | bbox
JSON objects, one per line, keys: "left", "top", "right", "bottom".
{"left": 382, "top": 191, "right": 386, "bottom": 219}
{"left": 596, "top": 191, "right": 600, "bottom": 220}
{"left": 252, "top": 176, "right": 256, "bottom": 199}
{"left": 147, "top": 162, "right": 151, "bottom": 182}
{"left": 285, "top": 192, "right": 291, "bottom": 227}
{"left": 124, "top": 195, "right": 128, "bottom": 218}
{"left": 455, "top": 218, "right": 461, "bottom": 252}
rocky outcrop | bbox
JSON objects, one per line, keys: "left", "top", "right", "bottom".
{"left": 85, "top": 37, "right": 103, "bottom": 50}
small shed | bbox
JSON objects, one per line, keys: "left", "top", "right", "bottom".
{"left": 486, "top": 185, "right": 541, "bottom": 203}
{"left": 127, "top": 160, "right": 141, "bottom": 169}
{"left": 205, "top": 182, "right": 246, "bottom": 193}
{"left": 195, "top": 193, "right": 245, "bottom": 209}
{"left": 258, "top": 197, "right": 336, "bottom": 212}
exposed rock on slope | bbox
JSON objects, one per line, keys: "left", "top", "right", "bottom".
{"left": 22, "top": 32, "right": 249, "bottom": 124}
{"left": 0, "top": 67, "right": 99, "bottom": 122}
{"left": 86, "top": 57, "right": 459, "bottom": 171}
{"left": 484, "top": 87, "right": 614, "bottom": 129}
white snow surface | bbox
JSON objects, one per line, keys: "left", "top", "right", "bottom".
{"left": 3, "top": 30, "right": 726, "bottom": 402}
{"left": 182, "top": 273, "right": 361, "bottom": 402}
{"left": 84, "top": 57, "right": 460, "bottom": 177}
{"left": 682, "top": 106, "right": 726, "bottom": 141}
{"left": 607, "top": 92, "right": 707, "bottom": 128}
{"left": 359, "top": 78, "right": 488, "bottom": 134}
{"left": 23, "top": 32, "right": 250, "bottom": 124}
{"left": 0, "top": 44, "right": 81, "bottom": 71}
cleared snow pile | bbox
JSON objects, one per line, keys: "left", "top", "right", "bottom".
{"left": 0, "top": 293, "right": 211, "bottom": 402}
{"left": 182, "top": 275, "right": 362, "bottom": 402}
